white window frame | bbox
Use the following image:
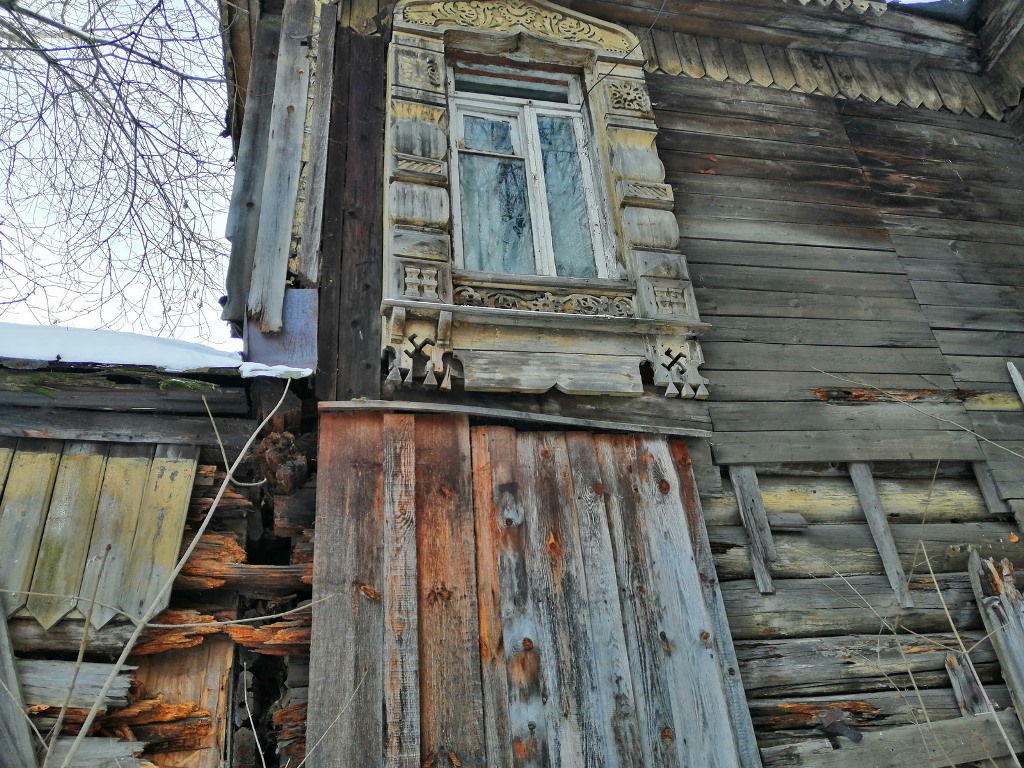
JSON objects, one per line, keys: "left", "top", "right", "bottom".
{"left": 448, "top": 70, "right": 613, "bottom": 280}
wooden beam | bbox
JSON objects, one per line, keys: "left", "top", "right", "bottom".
{"left": 728, "top": 465, "right": 776, "bottom": 595}
{"left": 761, "top": 708, "right": 1024, "bottom": 767}
{"left": 335, "top": 30, "right": 385, "bottom": 400}
{"left": 306, "top": 411, "right": 385, "bottom": 767}
{"left": 849, "top": 462, "right": 914, "bottom": 608}
{"left": 295, "top": 2, "right": 338, "bottom": 286}
{"left": 671, "top": 442, "right": 761, "bottom": 768}
{"left": 223, "top": 13, "right": 281, "bottom": 325}
{"left": 415, "top": 416, "right": 485, "bottom": 766}
{"left": 247, "top": 0, "right": 315, "bottom": 332}
{"left": 969, "top": 551, "right": 1024, "bottom": 736}
{"left": 381, "top": 414, "right": 419, "bottom": 767}
{"left": 320, "top": 399, "right": 711, "bottom": 437}
{"left": 0, "top": 407, "right": 254, "bottom": 449}
{"left": 0, "top": 617, "right": 36, "bottom": 768}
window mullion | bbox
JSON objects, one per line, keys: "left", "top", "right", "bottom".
{"left": 523, "top": 104, "right": 556, "bottom": 276}
{"left": 572, "top": 114, "right": 610, "bottom": 279}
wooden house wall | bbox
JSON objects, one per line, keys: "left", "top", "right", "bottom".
{"left": 648, "top": 69, "right": 1024, "bottom": 754}
{"left": 838, "top": 99, "right": 1024, "bottom": 514}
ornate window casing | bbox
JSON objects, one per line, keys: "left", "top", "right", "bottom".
{"left": 381, "top": 0, "right": 709, "bottom": 398}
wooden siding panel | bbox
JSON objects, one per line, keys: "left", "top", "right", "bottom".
{"left": 382, "top": 414, "right": 419, "bottom": 768}
{"left": 415, "top": 415, "right": 486, "bottom": 767}
{"left": 81, "top": 444, "right": 153, "bottom": 628}
{"left": 0, "top": 439, "right": 63, "bottom": 614}
{"left": 119, "top": 445, "right": 199, "bottom": 623}
{"left": 470, "top": 427, "right": 524, "bottom": 767}
{"left": 307, "top": 411, "right": 385, "bottom": 768}
{"left": 27, "top": 441, "right": 107, "bottom": 628}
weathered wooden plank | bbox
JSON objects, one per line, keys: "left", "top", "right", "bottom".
{"left": 704, "top": 370, "right": 957, "bottom": 402}
{"left": 709, "top": 402, "right": 969, "bottom": 434}
{"left": 701, "top": 342, "right": 950, "bottom": 375}
{"left": 0, "top": 376, "right": 248, "bottom": 415}
{"left": 680, "top": 240, "right": 901, "bottom": 274}
{"left": 696, "top": 36, "right": 729, "bottom": 81}
{"left": 650, "top": 29, "right": 683, "bottom": 76}
{"left": 518, "top": 432, "right": 614, "bottom": 767}
{"left": 0, "top": 437, "right": 15, "bottom": 489}
{"left": 935, "top": 329, "right": 1024, "bottom": 358}
{"left": 17, "top": 658, "right": 133, "bottom": 710}
{"left": 307, "top": 411, "right": 384, "bottom": 767}
{"left": 657, "top": 129, "right": 860, "bottom": 167}
{"left": 729, "top": 466, "right": 776, "bottom": 595}
{"left": 415, "top": 415, "right": 485, "bottom": 767}
{"left": 671, "top": 173, "right": 877, "bottom": 208}
{"left": 295, "top": 2, "right": 338, "bottom": 286}
{"left": 0, "top": 407, "right": 254, "bottom": 450}
{"left": 848, "top": 55, "right": 882, "bottom": 103}
{"left": 704, "top": 475, "right": 990, "bottom": 528}
{"left": 736, "top": 631, "right": 997, "bottom": 698}
{"left": 632, "top": 436, "right": 743, "bottom": 765}
{"left": 673, "top": 32, "right": 705, "bottom": 78}
{"left": 722, "top": 572, "right": 980, "bottom": 641}
{"left": 947, "top": 356, "right": 1024, "bottom": 385}
{"left": 118, "top": 445, "right": 198, "bottom": 623}
{"left": 708, "top": 521, "right": 1024, "bottom": 581}
{"left": 687, "top": 263, "right": 913, "bottom": 298}
{"left": 703, "top": 317, "right": 937, "bottom": 348}
{"left": 335, "top": 30, "right": 385, "bottom": 400}
{"left": 867, "top": 60, "right": 903, "bottom": 106}
{"left": 677, "top": 193, "right": 885, "bottom": 228}
{"left": 718, "top": 37, "right": 751, "bottom": 84}
{"left": 751, "top": 684, "right": 1013, "bottom": 738}
{"left": 247, "top": 0, "right": 315, "bottom": 332}
{"left": 27, "top": 441, "right": 107, "bottom": 628}
{"left": 0, "top": 614, "right": 36, "bottom": 768}
{"left": 678, "top": 217, "right": 891, "bottom": 249}
{"left": 711, "top": 429, "right": 983, "bottom": 465}
{"left": 469, "top": 427, "right": 519, "bottom": 767}
{"left": 314, "top": 26, "right": 351, "bottom": 401}
{"left": 0, "top": 439, "right": 62, "bottom": 615}
{"left": 131, "top": 636, "right": 235, "bottom": 767}
{"left": 741, "top": 42, "right": 773, "bottom": 87}
{"left": 659, "top": 110, "right": 848, "bottom": 148}
{"left": 761, "top": 45, "right": 798, "bottom": 91}
{"left": 969, "top": 551, "right": 1024, "bottom": 735}
{"left": 670, "top": 441, "right": 760, "bottom": 768}
{"left": 597, "top": 434, "right": 683, "bottom": 767}
{"left": 381, "top": 414, "right": 418, "bottom": 768}
{"left": 848, "top": 462, "right": 914, "bottom": 608}
{"left": 760, "top": 708, "right": 1024, "bottom": 767}
{"left": 48, "top": 737, "right": 148, "bottom": 767}
{"left": 564, "top": 433, "right": 644, "bottom": 766}
{"left": 222, "top": 14, "right": 282, "bottom": 324}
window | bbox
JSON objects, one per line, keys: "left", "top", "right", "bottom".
{"left": 380, "top": 0, "right": 710, "bottom": 398}
{"left": 449, "top": 69, "right": 609, "bottom": 279}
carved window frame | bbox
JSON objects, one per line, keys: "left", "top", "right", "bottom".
{"left": 381, "top": 0, "right": 710, "bottom": 398}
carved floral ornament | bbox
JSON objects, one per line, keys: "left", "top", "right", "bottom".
{"left": 400, "top": 0, "right": 638, "bottom": 54}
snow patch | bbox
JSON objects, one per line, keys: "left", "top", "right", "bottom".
{"left": 0, "top": 322, "right": 311, "bottom": 378}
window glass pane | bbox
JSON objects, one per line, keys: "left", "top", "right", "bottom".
{"left": 463, "top": 115, "right": 514, "bottom": 154}
{"left": 537, "top": 115, "right": 597, "bottom": 278}
{"left": 459, "top": 153, "right": 535, "bottom": 274}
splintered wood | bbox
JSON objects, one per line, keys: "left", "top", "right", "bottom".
{"left": 307, "top": 411, "right": 754, "bottom": 767}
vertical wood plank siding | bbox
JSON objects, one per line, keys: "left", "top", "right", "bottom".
{"left": 317, "top": 28, "right": 386, "bottom": 401}
{"left": 415, "top": 415, "right": 486, "bottom": 767}
{"left": 310, "top": 413, "right": 752, "bottom": 766}
{"left": 307, "top": 411, "right": 385, "bottom": 767}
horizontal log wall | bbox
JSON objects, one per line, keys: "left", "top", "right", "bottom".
{"left": 839, "top": 99, "right": 1024, "bottom": 513}
{"left": 648, "top": 74, "right": 986, "bottom": 467}
{"left": 702, "top": 469, "right": 1020, "bottom": 750}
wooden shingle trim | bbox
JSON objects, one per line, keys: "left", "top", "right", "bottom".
{"left": 629, "top": 24, "right": 1015, "bottom": 120}
{"left": 781, "top": 0, "right": 889, "bottom": 17}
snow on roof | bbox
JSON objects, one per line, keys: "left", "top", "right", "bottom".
{"left": 0, "top": 322, "right": 312, "bottom": 378}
